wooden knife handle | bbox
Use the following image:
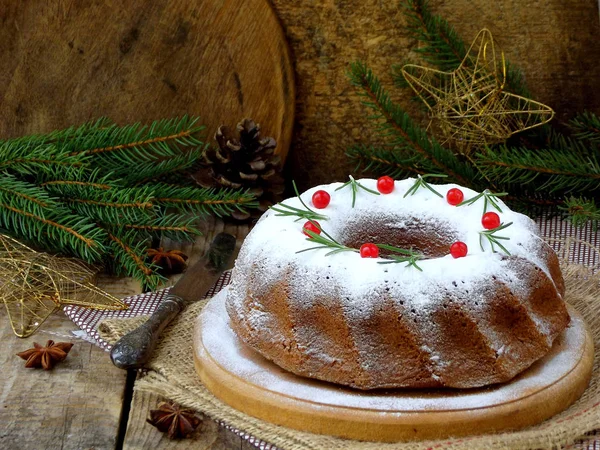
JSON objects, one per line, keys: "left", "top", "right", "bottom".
{"left": 109, "top": 294, "right": 185, "bottom": 369}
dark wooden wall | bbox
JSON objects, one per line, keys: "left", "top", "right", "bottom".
{"left": 271, "top": 0, "right": 600, "bottom": 188}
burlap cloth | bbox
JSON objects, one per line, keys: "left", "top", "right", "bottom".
{"left": 99, "top": 237, "right": 600, "bottom": 449}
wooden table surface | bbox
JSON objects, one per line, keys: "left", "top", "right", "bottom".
{"left": 0, "top": 219, "right": 256, "bottom": 450}
{"left": 3, "top": 218, "right": 598, "bottom": 449}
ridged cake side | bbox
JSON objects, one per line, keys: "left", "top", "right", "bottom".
{"left": 225, "top": 179, "right": 570, "bottom": 389}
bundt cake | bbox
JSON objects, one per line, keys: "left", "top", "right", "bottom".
{"left": 225, "top": 176, "right": 570, "bottom": 389}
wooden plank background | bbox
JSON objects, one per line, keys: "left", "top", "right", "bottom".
{"left": 0, "top": 0, "right": 295, "bottom": 162}
{"left": 271, "top": 0, "right": 600, "bottom": 188}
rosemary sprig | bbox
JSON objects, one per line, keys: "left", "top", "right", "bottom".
{"left": 378, "top": 254, "right": 424, "bottom": 271}
{"left": 458, "top": 189, "right": 508, "bottom": 213}
{"left": 270, "top": 181, "right": 328, "bottom": 222}
{"left": 297, "top": 228, "right": 425, "bottom": 271}
{"left": 335, "top": 175, "right": 380, "bottom": 207}
{"left": 296, "top": 228, "right": 358, "bottom": 256}
{"left": 376, "top": 243, "right": 419, "bottom": 256}
{"left": 403, "top": 174, "right": 448, "bottom": 198}
{"left": 270, "top": 203, "right": 327, "bottom": 222}
{"left": 376, "top": 244, "right": 424, "bottom": 270}
{"left": 479, "top": 222, "right": 513, "bottom": 255}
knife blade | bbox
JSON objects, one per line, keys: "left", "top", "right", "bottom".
{"left": 110, "top": 232, "right": 238, "bottom": 369}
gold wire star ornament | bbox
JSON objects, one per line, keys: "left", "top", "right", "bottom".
{"left": 402, "top": 28, "right": 554, "bottom": 152}
{"left": 0, "top": 234, "right": 127, "bottom": 338}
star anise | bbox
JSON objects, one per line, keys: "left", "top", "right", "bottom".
{"left": 146, "top": 247, "right": 189, "bottom": 274}
{"left": 147, "top": 401, "right": 202, "bottom": 439}
{"left": 16, "top": 340, "right": 74, "bottom": 370}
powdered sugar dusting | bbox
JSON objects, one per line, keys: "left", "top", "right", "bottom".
{"left": 230, "top": 178, "right": 550, "bottom": 302}
{"left": 226, "top": 178, "right": 567, "bottom": 388}
{"left": 230, "top": 178, "right": 544, "bottom": 309}
{"left": 202, "top": 289, "right": 586, "bottom": 411}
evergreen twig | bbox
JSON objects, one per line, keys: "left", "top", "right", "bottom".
{"left": 0, "top": 116, "right": 258, "bottom": 289}
{"left": 562, "top": 197, "right": 600, "bottom": 231}
{"left": 107, "top": 230, "right": 165, "bottom": 288}
{"left": 297, "top": 229, "right": 358, "bottom": 256}
{"left": 403, "top": 173, "right": 447, "bottom": 198}
{"left": 335, "top": 175, "right": 380, "bottom": 207}
{"left": 298, "top": 222, "right": 424, "bottom": 270}
{"left": 401, "top": 0, "right": 466, "bottom": 71}
{"left": 149, "top": 183, "right": 258, "bottom": 218}
{"left": 569, "top": 111, "right": 600, "bottom": 145}
{"left": 375, "top": 244, "right": 424, "bottom": 270}
{"left": 400, "top": 0, "right": 530, "bottom": 97}
{"left": 458, "top": 189, "right": 508, "bottom": 213}
{"left": 270, "top": 180, "right": 328, "bottom": 222}
{"left": 479, "top": 222, "right": 513, "bottom": 255}
{"left": 474, "top": 143, "right": 600, "bottom": 194}
{"left": 346, "top": 145, "right": 425, "bottom": 179}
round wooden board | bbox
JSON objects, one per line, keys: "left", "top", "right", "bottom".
{"left": 194, "top": 289, "right": 594, "bottom": 443}
{"left": 0, "top": 1, "right": 294, "bottom": 161}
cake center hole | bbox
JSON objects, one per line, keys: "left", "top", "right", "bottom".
{"left": 338, "top": 215, "right": 459, "bottom": 258}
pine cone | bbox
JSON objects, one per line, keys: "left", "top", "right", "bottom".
{"left": 193, "top": 118, "right": 285, "bottom": 220}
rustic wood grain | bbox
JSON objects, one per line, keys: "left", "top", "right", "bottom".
{"left": 270, "top": 0, "right": 600, "bottom": 189}
{"left": 160, "top": 216, "right": 252, "bottom": 289}
{"left": 123, "top": 388, "right": 243, "bottom": 449}
{"left": 0, "top": 311, "right": 127, "bottom": 449}
{"left": 97, "top": 273, "right": 143, "bottom": 298}
{"left": 119, "top": 218, "right": 253, "bottom": 448}
{"left": 0, "top": 271, "right": 141, "bottom": 449}
{"left": 0, "top": 0, "right": 294, "bottom": 161}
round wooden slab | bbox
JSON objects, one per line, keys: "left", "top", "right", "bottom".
{"left": 194, "top": 289, "right": 594, "bottom": 442}
{"left": 0, "top": 1, "right": 294, "bottom": 161}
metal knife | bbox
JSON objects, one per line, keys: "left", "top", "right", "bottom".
{"left": 110, "top": 232, "right": 238, "bottom": 370}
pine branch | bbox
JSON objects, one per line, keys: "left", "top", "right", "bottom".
{"left": 347, "top": 145, "right": 426, "bottom": 178}
{"left": 475, "top": 143, "right": 600, "bottom": 194}
{"left": 39, "top": 167, "right": 119, "bottom": 196}
{"left": 65, "top": 186, "right": 156, "bottom": 225}
{"left": 347, "top": 1, "right": 599, "bottom": 228}
{"left": 41, "top": 179, "right": 113, "bottom": 191}
{"left": 569, "top": 111, "right": 600, "bottom": 145}
{"left": 106, "top": 230, "right": 165, "bottom": 290}
{"left": 0, "top": 175, "right": 105, "bottom": 261}
{"left": 0, "top": 118, "right": 113, "bottom": 148}
{"left": 0, "top": 142, "right": 85, "bottom": 178}
{"left": 118, "top": 150, "right": 203, "bottom": 184}
{"left": 0, "top": 173, "right": 56, "bottom": 208}
{"left": 82, "top": 117, "right": 203, "bottom": 155}
{"left": 0, "top": 116, "right": 259, "bottom": 285}
{"left": 562, "top": 197, "right": 600, "bottom": 230}
{"left": 348, "top": 62, "right": 476, "bottom": 186}
{"left": 401, "top": 0, "right": 466, "bottom": 71}
{"left": 122, "top": 213, "right": 200, "bottom": 242}
{"left": 65, "top": 116, "right": 205, "bottom": 175}
{"left": 148, "top": 183, "right": 258, "bottom": 217}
